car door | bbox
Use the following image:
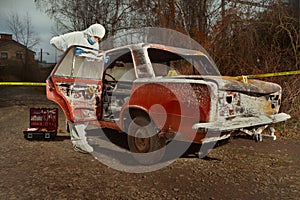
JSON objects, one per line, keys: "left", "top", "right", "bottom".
{"left": 46, "top": 45, "right": 104, "bottom": 123}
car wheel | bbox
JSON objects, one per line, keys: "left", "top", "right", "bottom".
{"left": 127, "top": 116, "right": 166, "bottom": 164}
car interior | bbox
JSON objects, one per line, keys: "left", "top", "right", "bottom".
{"left": 102, "top": 49, "right": 136, "bottom": 121}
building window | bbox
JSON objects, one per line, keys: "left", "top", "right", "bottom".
{"left": 1, "top": 52, "right": 8, "bottom": 60}
{"left": 16, "top": 52, "right": 23, "bottom": 59}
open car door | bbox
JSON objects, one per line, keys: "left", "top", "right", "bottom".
{"left": 46, "top": 45, "right": 104, "bottom": 123}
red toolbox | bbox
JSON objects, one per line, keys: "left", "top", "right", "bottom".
{"left": 23, "top": 108, "right": 58, "bottom": 140}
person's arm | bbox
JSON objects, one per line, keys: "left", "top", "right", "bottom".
{"left": 50, "top": 35, "right": 68, "bottom": 52}
{"left": 50, "top": 32, "right": 78, "bottom": 52}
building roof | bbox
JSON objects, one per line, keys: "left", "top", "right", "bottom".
{"left": 0, "top": 33, "right": 35, "bottom": 54}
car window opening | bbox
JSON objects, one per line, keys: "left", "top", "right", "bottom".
{"left": 147, "top": 48, "right": 219, "bottom": 77}
{"left": 54, "top": 46, "right": 103, "bottom": 80}
{"left": 102, "top": 48, "right": 135, "bottom": 122}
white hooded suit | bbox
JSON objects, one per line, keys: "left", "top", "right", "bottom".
{"left": 50, "top": 24, "right": 105, "bottom": 51}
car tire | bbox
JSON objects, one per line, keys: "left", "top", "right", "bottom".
{"left": 127, "top": 116, "right": 166, "bottom": 164}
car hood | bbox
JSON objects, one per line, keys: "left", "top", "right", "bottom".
{"left": 167, "top": 75, "right": 282, "bottom": 95}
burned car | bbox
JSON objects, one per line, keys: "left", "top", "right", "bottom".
{"left": 46, "top": 43, "right": 290, "bottom": 158}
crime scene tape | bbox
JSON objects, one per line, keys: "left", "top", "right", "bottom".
{"left": 0, "top": 82, "right": 46, "bottom": 86}
{"left": 0, "top": 70, "right": 299, "bottom": 86}
{"left": 237, "top": 70, "right": 300, "bottom": 83}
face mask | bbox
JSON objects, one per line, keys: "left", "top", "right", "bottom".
{"left": 87, "top": 37, "right": 96, "bottom": 45}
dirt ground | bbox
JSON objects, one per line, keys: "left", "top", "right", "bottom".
{"left": 0, "top": 86, "right": 299, "bottom": 200}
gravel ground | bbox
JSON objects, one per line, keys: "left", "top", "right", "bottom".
{"left": 0, "top": 87, "right": 299, "bottom": 200}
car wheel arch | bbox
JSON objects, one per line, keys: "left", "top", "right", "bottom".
{"left": 121, "top": 107, "right": 151, "bottom": 131}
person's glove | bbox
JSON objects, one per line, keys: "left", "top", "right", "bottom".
{"left": 75, "top": 48, "right": 85, "bottom": 55}
{"left": 104, "top": 56, "right": 110, "bottom": 63}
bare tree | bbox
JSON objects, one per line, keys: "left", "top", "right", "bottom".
{"left": 7, "top": 12, "right": 40, "bottom": 49}
{"left": 35, "top": 0, "right": 208, "bottom": 37}
{"left": 34, "top": 0, "right": 138, "bottom": 36}
{"left": 6, "top": 12, "right": 40, "bottom": 81}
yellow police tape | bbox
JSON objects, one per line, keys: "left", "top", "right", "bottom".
{"left": 0, "top": 70, "right": 299, "bottom": 86}
{"left": 0, "top": 82, "right": 46, "bottom": 86}
{"left": 236, "top": 70, "right": 300, "bottom": 83}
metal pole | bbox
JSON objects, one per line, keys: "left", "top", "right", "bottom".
{"left": 40, "top": 48, "right": 42, "bottom": 63}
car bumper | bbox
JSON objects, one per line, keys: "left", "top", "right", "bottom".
{"left": 192, "top": 113, "right": 291, "bottom": 132}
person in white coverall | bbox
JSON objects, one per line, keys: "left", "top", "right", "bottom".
{"left": 50, "top": 23, "right": 105, "bottom": 51}
{"left": 50, "top": 23, "right": 106, "bottom": 153}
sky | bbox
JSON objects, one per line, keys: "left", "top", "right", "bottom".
{"left": 0, "top": 0, "right": 57, "bottom": 63}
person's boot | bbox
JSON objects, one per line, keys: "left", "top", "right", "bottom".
{"left": 69, "top": 122, "right": 93, "bottom": 153}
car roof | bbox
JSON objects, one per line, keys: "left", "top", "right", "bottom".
{"left": 103, "top": 43, "right": 208, "bottom": 57}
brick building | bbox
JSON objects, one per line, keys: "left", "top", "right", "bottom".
{"left": 0, "top": 33, "right": 36, "bottom": 66}
{"left": 0, "top": 33, "right": 37, "bottom": 81}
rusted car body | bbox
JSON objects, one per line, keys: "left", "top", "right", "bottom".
{"left": 46, "top": 43, "right": 290, "bottom": 154}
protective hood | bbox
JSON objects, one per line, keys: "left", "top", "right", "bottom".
{"left": 84, "top": 24, "right": 105, "bottom": 39}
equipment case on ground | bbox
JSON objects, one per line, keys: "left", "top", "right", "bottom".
{"left": 23, "top": 108, "right": 58, "bottom": 140}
